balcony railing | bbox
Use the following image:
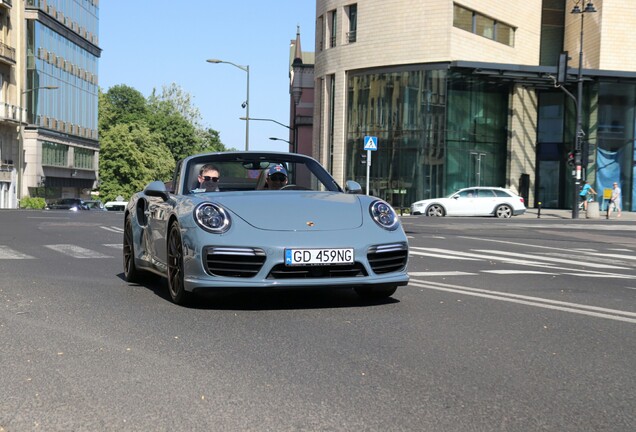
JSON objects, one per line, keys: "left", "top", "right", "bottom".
{"left": 0, "top": 41, "right": 16, "bottom": 64}
{"left": 0, "top": 103, "right": 19, "bottom": 122}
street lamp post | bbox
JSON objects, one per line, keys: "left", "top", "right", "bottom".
{"left": 269, "top": 137, "right": 291, "bottom": 145}
{"left": 241, "top": 116, "right": 293, "bottom": 151}
{"left": 570, "top": 0, "right": 596, "bottom": 219}
{"left": 17, "top": 85, "right": 58, "bottom": 203}
{"left": 207, "top": 59, "right": 250, "bottom": 151}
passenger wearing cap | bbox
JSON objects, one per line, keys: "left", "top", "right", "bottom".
{"left": 265, "top": 164, "right": 288, "bottom": 190}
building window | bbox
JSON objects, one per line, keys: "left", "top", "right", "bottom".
{"left": 74, "top": 147, "right": 94, "bottom": 169}
{"left": 317, "top": 15, "right": 324, "bottom": 51}
{"left": 453, "top": 4, "right": 515, "bottom": 47}
{"left": 347, "top": 4, "right": 357, "bottom": 43}
{"left": 328, "top": 9, "right": 337, "bottom": 48}
{"left": 42, "top": 141, "right": 69, "bottom": 167}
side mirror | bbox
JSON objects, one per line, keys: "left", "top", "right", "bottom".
{"left": 144, "top": 180, "right": 170, "bottom": 201}
{"left": 345, "top": 180, "right": 363, "bottom": 194}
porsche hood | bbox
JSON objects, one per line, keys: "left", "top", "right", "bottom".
{"left": 215, "top": 192, "right": 365, "bottom": 231}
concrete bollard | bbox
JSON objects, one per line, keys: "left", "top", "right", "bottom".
{"left": 586, "top": 201, "right": 600, "bottom": 219}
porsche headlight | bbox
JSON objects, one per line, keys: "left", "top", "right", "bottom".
{"left": 194, "top": 203, "right": 231, "bottom": 233}
{"left": 370, "top": 200, "right": 399, "bottom": 231}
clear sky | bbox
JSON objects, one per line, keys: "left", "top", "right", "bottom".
{"left": 98, "top": 1, "right": 316, "bottom": 152}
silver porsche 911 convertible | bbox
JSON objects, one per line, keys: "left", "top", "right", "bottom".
{"left": 123, "top": 151, "right": 409, "bottom": 304}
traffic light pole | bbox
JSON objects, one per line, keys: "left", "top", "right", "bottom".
{"left": 551, "top": 72, "right": 581, "bottom": 219}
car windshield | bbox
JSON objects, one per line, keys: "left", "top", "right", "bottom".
{"left": 181, "top": 153, "right": 342, "bottom": 195}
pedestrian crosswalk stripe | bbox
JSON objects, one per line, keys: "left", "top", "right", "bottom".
{"left": 101, "top": 226, "right": 123, "bottom": 233}
{"left": 44, "top": 244, "right": 111, "bottom": 259}
{"left": 0, "top": 245, "right": 35, "bottom": 259}
{"left": 103, "top": 244, "right": 122, "bottom": 249}
{"left": 481, "top": 270, "right": 557, "bottom": 275}
{"left": 473, "top": 249, "right": 628, "bottom": 269}
{"left": 409, "top": 271, "right": 476, "bottom": 277}
{"left": 410, "top": 250, "right": 481, "bottom": 260}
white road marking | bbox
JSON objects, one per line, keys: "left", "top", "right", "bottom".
{"left": 0, "top": 246, "right": 35, "bottom": 259}
{"left": 409, "top": 271, "right": 476, "bottom": 277}
{"left": 410, "top": 249, "right": 481, "bottom": 260}
{"left": 410, "top": 279, "right": 636, "bottom": 324}
{"left": 562, "top": 273, "right": 635, "bottom": 279}
{"left": 481, "top": 270, "right": 557, "bottom": 275}
{"left": 101, "top": 226, "right": 123, "bottom": 233}
{"left": 104, "top": 244, "right": 122, "bottom": 249}
{"left": 412, "top": 247, "right": 549, "bottom": 266}
{"left": 473, "top": 249, "right": 627, "bottom": 269}
{"left": 44, "top": 244, "right": 111, "bottom": 259}
{"left": 412, "top": 246, "right": 633, "bottom": 278}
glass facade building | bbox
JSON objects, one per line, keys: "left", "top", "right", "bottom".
{"left": 317, "top": 0, "right": 636, "bottom": 214}
{"left": 22, "top": 0, "right": 100, "bottom": 199}
{"left": 345, "top": 66, "right": 511, "bottom": 209}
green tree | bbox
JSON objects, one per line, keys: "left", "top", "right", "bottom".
{"left": 98, "top": 123, "right": 173, "bottom": 202}
{"left": 148, "top": 83, "right": 227, "bottom": 160}
{"left": 98, "top": 83, "right": 225, "bottom": 199}
{"left": 147, "top": 100, "right": 199, "bottom": 162}
{"left": 99, "top": 85, "right": 148, "bottom": 133}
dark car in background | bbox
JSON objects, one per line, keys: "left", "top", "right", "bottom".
{"left": 84, "top": 200, "right": 106, "bottom": 210}
{"left": 45, "top": 198, "right": 89, "bottom": 211}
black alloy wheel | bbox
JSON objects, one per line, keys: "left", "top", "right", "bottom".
{"left": 123, "top": 217, "right": 141, "bottom": 282}
{"left": 167, "top": 223, "right": 189, "bottom": 305}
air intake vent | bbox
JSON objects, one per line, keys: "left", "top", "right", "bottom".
{"left": 204, "top": 247, "right": 266, "bottom": 278}
{"left": 367, "top": 243, "right": 408, "bottom": 274}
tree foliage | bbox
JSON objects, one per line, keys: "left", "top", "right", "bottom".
{"left": 98, "top": 83, "right": 226, "bottom": 201}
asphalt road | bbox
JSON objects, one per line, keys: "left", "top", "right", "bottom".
{"left": 0, "top": 210, "right": 634, "bottom": 431}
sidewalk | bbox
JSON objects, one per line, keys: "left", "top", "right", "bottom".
{"left": 519, "top": 207, "right": 635, "bottom": 221}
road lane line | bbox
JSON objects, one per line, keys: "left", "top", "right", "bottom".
{"left": 410, "top": 279, "right": 636, "bottom": 324}
{"left": 0, "top": 246, "right": 35, "bottom": 259}
{"left": 101, "top": 226, "right": 123, "bottom": 233}
{"left": 409, "top": 271, "right": 477, "bottom": 277}
{"left": 473, "top": 249, "right": 628, "bottom": 269}
{"left": 411, "top": 246, "right": 633, "bottom": 278}
{"left": 481, "top": 270, "right": 558, "bottom": 275}
{"left": 410, "top": 250, "right": 481, "bottom": 260}
{"left": 44, "top": 244, "right": 112, "bottom": 259}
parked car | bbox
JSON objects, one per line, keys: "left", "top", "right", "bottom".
{"left": 104, "top": 201, "right": 127, "bottom": 211}
{"left": 45, "top": 198, "right": 89, "bottom": 211}
{"left": 84, "top": 200, "right": 106, "bottom": 210}
{"left": 123, "top": 151, "right": 409, "bottom": 305}
{"left": 410, "top": 187, "right": 526, "bottom": 218}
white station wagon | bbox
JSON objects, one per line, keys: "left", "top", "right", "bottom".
{"left": 411, "top": 187, "right": 526, "bottom": 218}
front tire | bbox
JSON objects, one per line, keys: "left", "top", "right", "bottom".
{"left": 426, "top": 204, "right": 445, "bottom": 217}
{"left": 123, "top": 217, "right": 142, "bottom": 282}
{"left": 167, "top": 223, "right": 190, "bottom": 305}
{"left": 355, "top": 286, "right": 397, "bottom": 300}
{"left": 495, "top": 204, "right": 512, "bottom": 218}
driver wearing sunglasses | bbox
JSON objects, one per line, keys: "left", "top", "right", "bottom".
{"left": 193, "top": 163, "right": 221, "bottom": 192}
{"left": 265, "top": 164, "right": 288, "bottom": 190}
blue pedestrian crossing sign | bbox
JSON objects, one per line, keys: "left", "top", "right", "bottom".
{"left": 364, "top": 136, "right": 378, "bottom": 151}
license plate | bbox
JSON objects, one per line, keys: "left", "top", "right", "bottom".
{"left": 285, "top": 248, "right": 354, "bottom": 266}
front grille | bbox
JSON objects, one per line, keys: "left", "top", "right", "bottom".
{"left": 367, "top": 243, "right": 408, "bottom": 274}
{"left": 267, "top": 263, "right": 367, "bottom": 279}
{"left": 204, "top": 247, "right": 266, "bottom": 278}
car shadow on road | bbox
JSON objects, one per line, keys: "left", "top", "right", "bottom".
{"left": 118, "top": 273, "right": 399, "bottom": 311}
